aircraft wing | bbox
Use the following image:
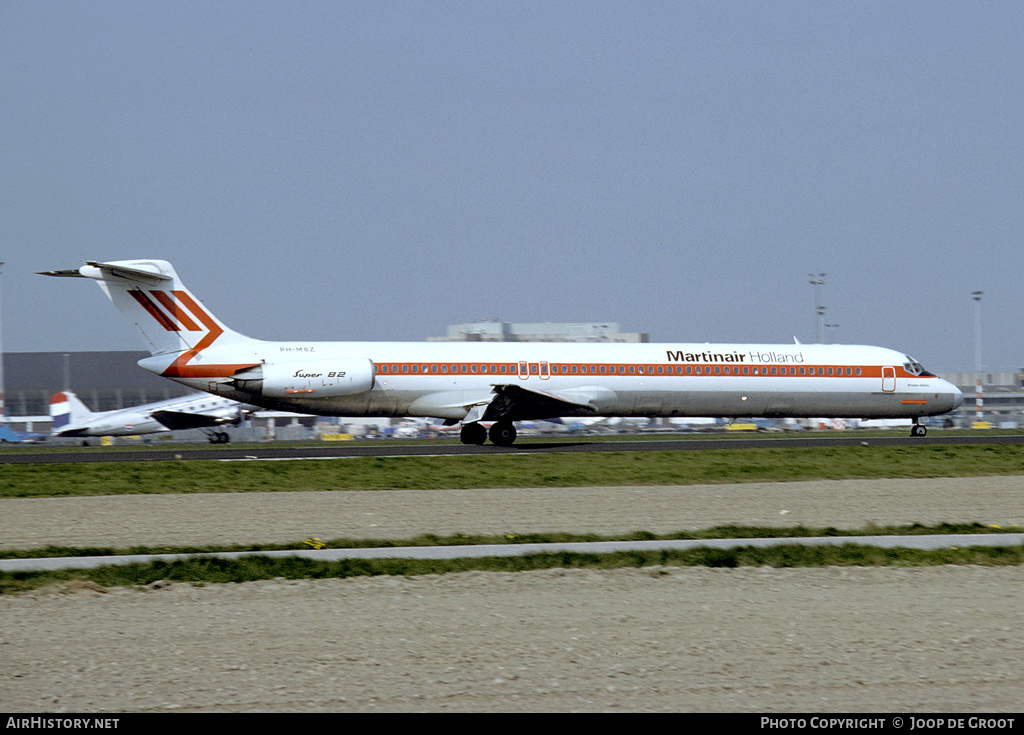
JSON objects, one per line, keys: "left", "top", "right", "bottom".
{"left": 465, "top": 384, "right": 617, "bottom": 423}
{"left": 149, "top": 410, "right": 238, "bottom": 431}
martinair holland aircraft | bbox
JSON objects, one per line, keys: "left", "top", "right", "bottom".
{"left": 49, "top": 389, "right": 251, "bottom": 443}
{"left": 41, "top": 260, "right": 963, "bottom": 445}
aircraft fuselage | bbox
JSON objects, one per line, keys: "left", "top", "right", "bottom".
{"left": 139, "top": 340, "right": 963, "bottom": 422}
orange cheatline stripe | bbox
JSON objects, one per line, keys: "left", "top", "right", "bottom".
{"left": 163, "top": 362, "right": 261, "bottom": 379}
{"left": 372, "top": 362, "right": 928, "bottom": 379}
{"left": 154, "top": 289, "right": 239, "bottom": 379}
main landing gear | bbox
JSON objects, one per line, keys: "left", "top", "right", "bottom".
{"left": 460, "top": 421, "right": 517, "bottom": 447}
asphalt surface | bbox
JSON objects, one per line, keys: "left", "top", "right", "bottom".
{"left": 3, "top": 431, "right": 1024, "bottom": 463}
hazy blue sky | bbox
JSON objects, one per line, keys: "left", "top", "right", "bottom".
{"left": 3, "top": 1, "right": 1021, "bottom": 373}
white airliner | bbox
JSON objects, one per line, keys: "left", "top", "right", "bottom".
{"left": 41, "top": 260, "right": 963, "bottom": 445}
{"left": 49, "top": 389, "right": 250, "bottom": 443}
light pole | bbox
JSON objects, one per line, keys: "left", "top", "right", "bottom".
{"left": 809, "top": 273, "right": 826, "bottom": 343}
{"left": 972, "top": 291, "right": 983, "bottom": 423}
{"left": 0, "top": 261, "right": 5, "bottom": 425}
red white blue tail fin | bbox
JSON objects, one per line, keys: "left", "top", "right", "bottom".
{"left": 48, "top": 391, "right": 93, "bottom": 434}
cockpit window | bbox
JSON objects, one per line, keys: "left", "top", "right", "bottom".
{"left": 903, "top": 357, "right": 935, "bottom": 377}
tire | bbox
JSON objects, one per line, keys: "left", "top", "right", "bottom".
{"left": 489, "top": 421, "right": 517, "bottom": 446}
{"left": 460, "top": 422, "right": 487, "bottom": 445}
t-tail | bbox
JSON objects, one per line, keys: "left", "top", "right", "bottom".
{"left": 39, "top": 260, "right": 259, "bottom": 381}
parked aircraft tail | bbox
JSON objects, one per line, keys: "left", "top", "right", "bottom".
{"left": 49, "top": 391, "right": 94, "bottom": 434}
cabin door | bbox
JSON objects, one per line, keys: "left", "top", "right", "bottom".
{"left": 882, "top": 366, "right": 896, "bottom": 392}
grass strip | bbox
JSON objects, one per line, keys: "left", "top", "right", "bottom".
{"left": 0, "top": 522, "right": 1016, "bottom": 560}
{"left": 3, "top": 542, "right": 1023, "bottom": 595}
{"left": 4, "top": 443, "right": 1024, "bottom": 498}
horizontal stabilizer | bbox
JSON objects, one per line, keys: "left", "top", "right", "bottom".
{"left": 39, "top": 261, "right": 172, "bottom": 282}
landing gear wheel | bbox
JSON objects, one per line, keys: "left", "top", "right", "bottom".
{"left": 460, "top": 422, "right": 487, "bottom": 445}
{"left": 489, "top": 421, "right": 517, "bottom": 446}
{"left": 910, "top": 424, "right": 927, "bottom": 437}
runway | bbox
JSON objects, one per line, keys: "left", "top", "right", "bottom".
{"left": 3, "top": 431, "right": 1024, "bottom": 464}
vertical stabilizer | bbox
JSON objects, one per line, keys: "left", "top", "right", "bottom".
{"left": 40, "top": 260, "right": 258, "bottom": 382}
{"left": 42, "top": 260, "right": 246, "bottom": 356}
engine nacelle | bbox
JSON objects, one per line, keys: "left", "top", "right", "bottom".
{"left": 233, "top": 358, "right": 375, "bottom": 398}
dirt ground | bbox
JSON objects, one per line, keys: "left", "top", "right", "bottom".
{"left": 2, "top": 477, "right": 1023, "bottom": 713}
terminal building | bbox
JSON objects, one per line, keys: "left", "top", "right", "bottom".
{"left": 937, "top": 370, "right": 1024, "bottom": 427}
{"left": 4, "top": 351, "right": 188, "bottom": 422}
{"left": 1, "top": 351, "right": 316, "bottom": 441}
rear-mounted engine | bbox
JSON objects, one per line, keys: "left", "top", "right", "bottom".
{"left": 232, "top": 358, "right": 375, "bottom": 397}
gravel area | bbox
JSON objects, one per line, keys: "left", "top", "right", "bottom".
{"left": 2, "top": 477, "right": 1023, "bottom": 712}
